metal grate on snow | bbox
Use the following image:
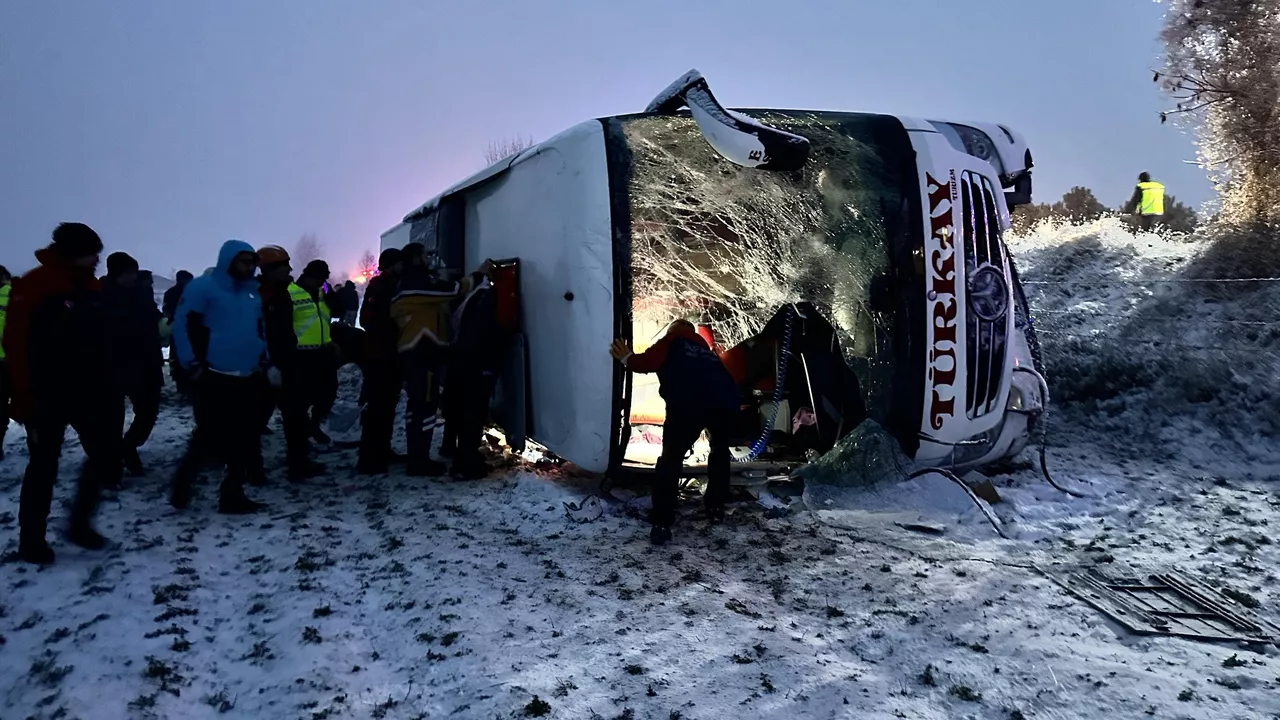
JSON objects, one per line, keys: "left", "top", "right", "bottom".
{"left": 959, "top": 171, "right": 1010, "bottom": 418}
{"left": 1044, "top": 567, "right": 1280, "bottom": 645}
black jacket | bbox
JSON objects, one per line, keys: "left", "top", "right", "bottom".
{"left": 162, "top": 281, "right": 188, "bottom": 323}
{"left": 102, "top": 275, "right": 164, "bottom": 393}
{"left": 360, "top": 273, "right": 401, "bottom": 361}
{"left": 451, "top": 280, "right": 506, "bottom": 374}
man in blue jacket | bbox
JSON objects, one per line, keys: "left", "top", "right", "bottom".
{"left": 170, "top": 240, "right": 273, "bottom": 514}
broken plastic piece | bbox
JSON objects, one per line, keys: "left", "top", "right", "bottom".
{"left": 645, "top": 69, "right": 810, "bottom": 172}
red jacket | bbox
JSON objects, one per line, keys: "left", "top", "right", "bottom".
{"left": 627, "top": 325, "right": 739, "bottom": 411}
{"left": 2, "top": 248, "right": 108, "bottom": 423}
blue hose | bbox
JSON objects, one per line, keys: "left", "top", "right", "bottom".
{"left": 737, "top": 306, "right": 794, "bottom": 462}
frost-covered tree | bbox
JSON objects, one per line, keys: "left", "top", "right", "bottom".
{"left": 483, "top": 135, "right": 534, "bottom": 166}
{"left": 1157, "top": 0, "right": 1280, "bottom": 221}
{"left": 1052, "top": 186, "right": 1109, "bottom": 224}
{"left": 1009, "top": 202, "right": 1053, "bottom": 234}
{"left": 294, "top": 233, "right": 325, "bottom": 266}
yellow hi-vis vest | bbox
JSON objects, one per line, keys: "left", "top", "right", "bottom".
{"left": 289, "top": 283, "right": 331, "bottom": 349}
{"left": 1138, "top": 181, "right": 1165, "bottom": 216}
{"left": 0, "top": 283, "right": 9, "bottom": 361}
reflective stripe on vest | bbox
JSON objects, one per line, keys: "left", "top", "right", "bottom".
{"left": 0, "top": 283, "right": 9, "bottom": 360}
{"left": 1137, "top": 181, "right": 1165, "bottom": 216}
{"left": 288, "top": 283, "right": 331, "bottom": 349}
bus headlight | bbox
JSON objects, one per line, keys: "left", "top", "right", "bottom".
{"left": 1007, "top": 385, "right": 1025, "bottom": 412}
{"left": 949, "top": 124, "right": 1006, "bottom": 177}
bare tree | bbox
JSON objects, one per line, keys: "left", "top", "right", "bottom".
{"left": 357, "top": 249, "right": 378, "bottom": 278}
{"left": 1157, "top": 0, "right": 1280, "bottom": 222}
{"left": 294, "top": 233, "right": 325, "bottom": 266}
{"left": 483, "top": 135, "right": 535, "bottom": 166}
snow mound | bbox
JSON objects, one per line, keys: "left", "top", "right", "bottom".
{"left": 1010, "top": 217, "right": 1280, "bottom": 462}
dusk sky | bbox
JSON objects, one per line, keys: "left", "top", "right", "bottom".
{"left": 1, "top": 0, "right": 1207, "bottom": 279}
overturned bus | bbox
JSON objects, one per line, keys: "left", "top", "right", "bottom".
{"left": 381, "top": 70, "right": 1045, "bottom": 477}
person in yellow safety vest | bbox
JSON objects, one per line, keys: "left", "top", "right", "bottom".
{"left": 0, "top": 264, "right": 12, "bottom": 461}
{"left": 279, "top": 259, "right": 339, "bottom": 482}
{"left": 1127, "top": 172, "right": 1165, "bottom": 232}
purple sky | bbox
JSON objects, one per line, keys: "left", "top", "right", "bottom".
{"left": 0, "top": 0, "right": 1207, "bottom": 279}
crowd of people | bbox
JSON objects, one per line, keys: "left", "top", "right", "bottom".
{"left": 0, "top": 223, "right": 508, "bottom": 565}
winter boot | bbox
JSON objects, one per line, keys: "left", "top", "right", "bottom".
{"left": 67, "top": 524, "right": 108, "bottom": 551}
{"left": 450, "top": 461, "right": 490, "bottom": 481}
{"left": 310, "top": 423, "right": 332, "bottom": 445}
{"left": 246, "top": 468, "right": 269, "bottom": 487}
{"left": 218, "top": 491, "right": 266, "bottom": 515}
{"left": 170, "top": 479, "right": 193, "bottom": 510}
{"left": 288, "top": 459, "right": 327, "bottom": 484}
{"left": 356, "top": 459, "right": 389, "bottom": 476}
{"left": 649, "top": 525, "right": 673, "bottom": 546}
{"left": 406, "top": 459, "right": 447, "bottom": 477}
{"left": 19, "top": 538, "right": 55, "bottom": 565}
{"left": 705, "top": 504, "right": 726, "bottom": 525}
{"left": 218, "top": 479, "right": 266, "bottom": 515}
{"left": 122, "top": 446, "right": 145, "bottom": 477}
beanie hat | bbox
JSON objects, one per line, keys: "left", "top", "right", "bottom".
{"left": 106, "top": 251, "right": 140, "bottom": 277}
{"left": 51, "top": 222, "right": 104, "bottom": 258}
{"left": 302, "top": 259, "right": 330, "bottom": 280}
{"left": 378, "top": 247, "right": 403, "bottom": 270}
{"left": 401, "top": 243, "right": 426, "bottom": 262}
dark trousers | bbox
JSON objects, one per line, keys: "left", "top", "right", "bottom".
{"left": 1138, "top": 214, "right": 1157, "bottom": 232}
{"left": 169, "top": 344, "right": 192, "bottom": 397}
{"left": 651, "top": 406, "right": 735, "bottom": 529}
{"left": 358, "top": 357, "right": 402, "bottom": 468}
{"left": 173, "top": 372, "right": 266, "bottom": 499}
{"left": 402, "top": 344, "right": 444, "bottom": 466}
{"left": 19, "top": 409, "right": 119, "bottom": 544}
{"left": 449, "top": 366, "right": 495, "bottom": 471}
{"left": 440, "top": 359, "right": 461, "bottom": 456}
{"left": 114, "top": 384, "right": 162, "bottom": 450}
{"left": 0, "top": 360, "right": 10, "bottom": 449}
{"left": 258, "top": 387, "right": 277, "bottom": 431}
{"left": 282, "top": 349, "right": 338, "bottom": 465}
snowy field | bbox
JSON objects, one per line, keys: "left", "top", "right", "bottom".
{"left": 4, "top": 222, "right": 1280, "bottom": 720}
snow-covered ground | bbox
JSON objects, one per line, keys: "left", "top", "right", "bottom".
{"left": 3, "top": 220, "right": 1280, "bottom": 720}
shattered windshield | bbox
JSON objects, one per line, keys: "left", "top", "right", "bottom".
{"left": 616, "top": 111, "right": 916, "bottom": 429}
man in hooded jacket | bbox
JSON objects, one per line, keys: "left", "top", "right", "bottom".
{"left": 0, "top": 264, "right": 11, "bottom": 462}
{"left": 101, "top": 252, "right": 164, "bottom": 479}
{"left": 4, "top": 223, "right": 118, "bottom": 564}
{"left": 170, "top": 240, "right": 273, "bottom": 514}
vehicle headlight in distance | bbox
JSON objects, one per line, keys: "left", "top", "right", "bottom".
{"left": 947, "top": 123, "right": 1005, "bottom": 176}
